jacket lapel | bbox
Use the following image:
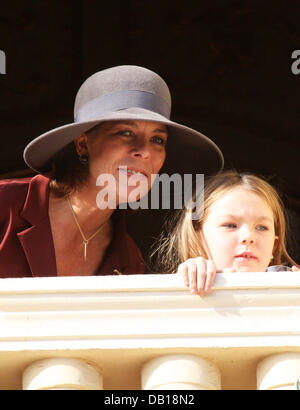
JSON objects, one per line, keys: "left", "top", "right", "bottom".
{"left": 17, "top": 175, "right": 57, "bottom": 277}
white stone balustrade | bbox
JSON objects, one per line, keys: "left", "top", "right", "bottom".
{"left": 257, "top": 352, "right": 300, "bottom": 390}
{"left": 141, "top": 354, "right": 221, "bottom": 390}
{"left": 0, "top": 272, "right": 300, "bottom": 390}
{"left": 23, "top": 358, "right": 103, "bottom": 390}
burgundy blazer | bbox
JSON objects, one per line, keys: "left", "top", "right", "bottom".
{"left": 0, "top": 174, "right": 145, "bottom": 278}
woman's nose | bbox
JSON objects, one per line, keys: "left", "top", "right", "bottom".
{"left": 131, "top": 141, "right": 151, "bottom": 159}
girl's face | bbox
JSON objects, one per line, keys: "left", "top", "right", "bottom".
{"left": 201, "top": 187, "right": 279, "bottom": 272}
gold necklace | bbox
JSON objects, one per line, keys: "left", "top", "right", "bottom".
{"left": 67, "top": 195, "right": 107, "bottom": 261}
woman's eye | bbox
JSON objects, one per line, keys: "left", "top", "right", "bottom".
{"left": 152, "top": 136, "right": 167, "bottom": 146}
{"left": 118, "top": 129, "right": 134, "bottom": 137}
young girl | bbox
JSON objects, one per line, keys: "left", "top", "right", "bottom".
{"left": 154, "top": 171, "right": 300, "bottom": 296}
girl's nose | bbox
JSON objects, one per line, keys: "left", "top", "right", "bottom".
{"left": 240, "top": 237, "right": 255, "bottom": 245}
{"left": 239, "top": 227, "right": 255, "bottom": 245}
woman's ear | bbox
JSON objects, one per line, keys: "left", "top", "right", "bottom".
{"left": 74, "top": 133, "right": 89, "bottom": 156}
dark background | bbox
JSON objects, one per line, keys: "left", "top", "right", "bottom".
{"left": 0, "top": 0, "right": 299, "bottom": 266}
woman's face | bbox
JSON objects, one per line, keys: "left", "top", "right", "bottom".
{"left": 201, "top": 187, "right": 278, "bottom": 272}
{"left": 75, "top": 120, "right": 168, "bottom": 205}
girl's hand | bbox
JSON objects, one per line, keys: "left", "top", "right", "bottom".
{"left": 292, "top": 266, "right": 300, "bottom": 272}
{"left": 176, "top": 256, "right": 217, "bottom": 296}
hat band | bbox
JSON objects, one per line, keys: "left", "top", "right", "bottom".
{"left": 74, "top": 90, "right": 171, "bottom": 122}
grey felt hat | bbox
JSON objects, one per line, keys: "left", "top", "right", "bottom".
{"left": 23, "top": 65, "right": 224, "bottom": 175}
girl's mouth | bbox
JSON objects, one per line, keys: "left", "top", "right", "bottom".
{"left": 235, "top": 252, "right": 258, "bottom": 260}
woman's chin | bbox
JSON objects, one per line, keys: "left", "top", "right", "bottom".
{"left": 117, "top": 189, "right": 149, "bottom": 206}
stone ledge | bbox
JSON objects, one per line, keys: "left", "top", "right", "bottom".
{"left": 0, "top": 272, "right": 300, "bottom": 390}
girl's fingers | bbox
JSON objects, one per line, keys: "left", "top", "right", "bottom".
{"left": 204, "top": 259, "right": 217, "bottom": 293}
{"left": 186, "top": 260, "right": 198, "bottom": 294}
{"left": 177, "top": 257, "right": 218, "bottom": 296}
{"left": 177, "top": 263, "right": 189, "bottom": 286}
{"left": 195, "top": 257, "right": 207, "bottom": 295}
{"left": 292, "top": 266, "right": 300, "bottom": 272}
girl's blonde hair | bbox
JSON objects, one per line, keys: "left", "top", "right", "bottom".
{"left": 154, "top": 170, "right": 299, "bottom": 273}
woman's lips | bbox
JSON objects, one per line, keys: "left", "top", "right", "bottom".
{"left": 117, "top": 166, "right": 148, "bottom": 178}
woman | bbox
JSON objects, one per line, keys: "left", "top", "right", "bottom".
{"left": 154, "top": 171, "right": 300, "bottom": 295}
{"left": 0, "top": 65, "right": 223, "bottom": 278}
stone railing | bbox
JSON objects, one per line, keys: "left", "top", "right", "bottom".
{"left": 1, "top": 272, "right": 300, "bottom": 390}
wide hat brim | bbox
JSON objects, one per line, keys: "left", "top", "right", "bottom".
{"left": 23, "top": 107, "right": 224, "bottom": 176}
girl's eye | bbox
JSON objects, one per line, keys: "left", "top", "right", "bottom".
{"left": 257, "top": 225, "right": 268, "bottom": 231}
{"left": 222, "top": 223, "right": 237, "bottom": 229}
{"left": 151, "top": 136, "right": 167, "bottom": 146}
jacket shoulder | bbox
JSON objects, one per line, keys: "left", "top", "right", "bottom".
{"left": 0, "top": 177, "right": 31, "bottom": 200}
{"left": 0, "top": 178, "right": 32, "bottom": 218}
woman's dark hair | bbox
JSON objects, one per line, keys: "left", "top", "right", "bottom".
{"left": 47, "top": 123, "right": 104, "bottom": 196}
{"left": 48, "top": 124, "right": 103, "bottom": 196}
{"left": 48, "top": 141, "right": 90, "bottom": 197}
